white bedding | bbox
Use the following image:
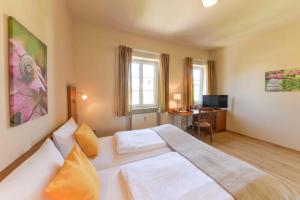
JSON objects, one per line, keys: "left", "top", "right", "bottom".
{"left": 115, "top": 128, "right": 167, "bottom": 154}
{"left": 98, "top": 166, "right": 130, "bottom": 200}
{"left": 90, "top": 136, "right": 172, "bottom": 170}
{"left": 0, "top": 139, "right": 64, "bottom": 200}
{"left": 53, "top": 118, "right": 78, "bottom": 158}
{"left": 120, "top": 152, "right": 234, "bottom": 200}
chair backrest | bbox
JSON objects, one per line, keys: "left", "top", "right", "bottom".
{"left": 198, "top": 107, "right": 213, "bottom": 123}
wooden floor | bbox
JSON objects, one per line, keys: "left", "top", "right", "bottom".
{"left": 200, "top": 131, "right": 300, "bottom": 194}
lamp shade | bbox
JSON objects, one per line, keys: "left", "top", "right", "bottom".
{"left": 202, "top": 0, "right": 218, "bottom": 7}
{"left": 174, "top": 93, "right": 182, "bottom": 100}
{"left": 81, "top": 94, "right": 88, "bottom": 100}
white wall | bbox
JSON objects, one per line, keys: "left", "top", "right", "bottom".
{"left": 72, "top": 22, "right": 210, "bottom": 136}
{"left": 0, "top": 0, "right": 74, "bottom": 170}
{"left": 213, "top": 19, "right": 300, "bottom": 151}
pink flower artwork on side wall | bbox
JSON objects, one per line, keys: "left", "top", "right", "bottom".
{"left": 265, "top": 68, "right": 300, "bottom": 92}
{"left": 8, "top": 17, "right": 47, "bottom": 127}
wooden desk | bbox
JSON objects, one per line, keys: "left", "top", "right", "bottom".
{"left": 168, "top": 109, "right": 227, "bottom": 132}
{"left": 192, "top": 109, "right": 227, "bottom": 132}
{"left": 168, "top": 110, "right": 193, "bottom": 130}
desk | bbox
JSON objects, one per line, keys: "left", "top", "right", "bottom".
{"left": 168, "top": 110, "right": 193, "bottom": 130}
{"left": 168, "top": 109, "right": 227, "bottom": 132}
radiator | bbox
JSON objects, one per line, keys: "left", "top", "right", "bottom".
{"left": 131, "top": 113, "right": 158, "bottom": 130}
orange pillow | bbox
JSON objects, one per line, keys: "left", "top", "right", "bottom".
{"left": 44, "top": 145, "right": 99, "bottom": 200}
{"left": 75, "top": 123, "right": 99, "bottom": 158}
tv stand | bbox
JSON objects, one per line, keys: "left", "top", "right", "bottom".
{"left": 212, "top": 109, "right": 227, "bottom": 132}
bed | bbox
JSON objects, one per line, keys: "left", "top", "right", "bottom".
{"left": 0, "top": 123, "right": 299, "bottom": 200}
{"left": 51, "top": 117, "right": 172, "bottom": 170}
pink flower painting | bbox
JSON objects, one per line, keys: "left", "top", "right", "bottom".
{"left": 8, "top": 17, "right": 47, "bottom": 127}
{"left": 265, "top": 68, "right": 300, "bottom": 92}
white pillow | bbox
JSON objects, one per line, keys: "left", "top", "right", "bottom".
{"left": 53, "top": 118, "right": 78, "bottom": 158}
{"left": 0, "top": 139, "right": 64, "bottom": 200}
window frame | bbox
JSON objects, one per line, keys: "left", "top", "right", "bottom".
{"left": 131, "top": 58, "right": 159, "bottom": 110}
{"left": 193, "top": 64, "right": 206, "bottom": 105}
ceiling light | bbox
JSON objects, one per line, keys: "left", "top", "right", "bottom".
{"left": 202, "top": 0, "right": 219, "bottom": 7}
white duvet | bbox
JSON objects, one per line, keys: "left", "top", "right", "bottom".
{"left": 120, "top": 152, "right": 233, "bottom": 200}
{"left": 114, "top": 128, "right": 167, "bottom": 154}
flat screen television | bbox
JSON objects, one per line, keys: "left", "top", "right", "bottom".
{"left": 202, "top": 95, "right": 228, "bottom": 108}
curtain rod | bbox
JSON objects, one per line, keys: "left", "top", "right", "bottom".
{"left": 193, "top": 58, "right": 208, "bottom": 63}
{"left": 133, "top": 48, "right": 161, "bottom": 56}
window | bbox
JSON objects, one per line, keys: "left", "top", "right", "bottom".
{"left": 193, "top": 64, "right": 206, "bottom": 105}
{"left": 131, "top": 58, "right": 158, "bottom": 109}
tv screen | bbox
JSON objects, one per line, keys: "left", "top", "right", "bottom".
{"left": 202, "top": 95, "right": 228, "bottom": 108}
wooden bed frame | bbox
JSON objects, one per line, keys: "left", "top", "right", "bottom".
{"left": 67, "top": 85, "right": 78, "bottom": 122}
{"left": 0, "top": 131, "right": 54, "bottom": 181}
{"left": 0, "top": 85, "right": 78, "bottom": 181}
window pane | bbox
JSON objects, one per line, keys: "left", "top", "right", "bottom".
{"left": 132, "top": 91, "right": 139, "bottom": 105}
{"left": 193, "top": 66, "right": 204, "bottom": 104}
{"left": 143, "top": 64, "right": 154, "bottom": 77}
{"left": 194, "top": 84, "right": 200, "bottom": 91}
{"left": 194, "top": 80, "right": 200, "bottom": 85}
{"left": 194, "top": 92, "right": 200, "bottom": 103}
{"left": 132, "top": 77, "right": 139, "bottom": 91}
{"left": 132, "top": 63, "right": 139, "bottom": 77}
{"left": 131, "top": 59, "right": 158, "bottom": 108}
{"left": 143, "top": 91, "right": 154, "bottom": 104}
{"left": 193, "top": 69, "right": 200, "bottom": 80}
{"left": 143, "top": 77, "right": 154, "bottom": 90}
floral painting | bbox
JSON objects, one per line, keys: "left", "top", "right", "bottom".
{"left": 8, "top": 17, "right": 47, "bottom": 127}
{"left": 265, "top": 68, "right": 300, "bottom": 92}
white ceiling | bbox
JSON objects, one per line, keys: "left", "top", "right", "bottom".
{"left": 66, "top": 0, "right": 300, "bottom": 49}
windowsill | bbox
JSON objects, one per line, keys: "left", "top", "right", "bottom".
{"left": 132, "top": 107, "right": 158, "bottom": 114}
{"left": 193, "top": 104, "right": 203, "bottom": 108}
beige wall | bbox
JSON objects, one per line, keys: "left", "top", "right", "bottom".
{"left": 0, "top": 0, "right": 74, "bottom": 170}
{"left": 72, "top": 22, "right": 210, "bottom": 136}
{"left": 213, "top": 19, "right": 300, "bottom": 151}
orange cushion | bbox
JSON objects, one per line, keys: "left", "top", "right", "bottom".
{"left": 44, "top": 145, "right": 99, "bottom": 200}
{"left": 75, "top": 123, "right": 99, "bottom": 158}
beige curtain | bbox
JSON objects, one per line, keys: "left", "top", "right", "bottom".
{"left": 116, "top": 45, "right": 132, "bottom": 117}
{"left": 207, "top": 60, "right": 216, "bottom": 95}
{"left": 158, "top": 53, "right": 170, "bottom": 112}
{"left": 183, "top": 57, "right": 194, "bottom": 110}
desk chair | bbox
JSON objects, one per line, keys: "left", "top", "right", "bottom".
{"left": 193, "top": 107, "right": 213, "bottom": 142}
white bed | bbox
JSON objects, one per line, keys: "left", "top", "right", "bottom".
{"left": 90, "top": 136, "right": 172, "bottom": 170}
{"left": 1, "top": 125, "right": 294, "bottom": 200}
{"left": 52, "top": 118, "right": 172, "bottom": 170}
{"left": 3, "top": 147, "right": 231, "bottom": 200}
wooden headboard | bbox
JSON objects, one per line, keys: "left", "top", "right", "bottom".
{"left": 67, "top": 85, "right": 78, "bottom": 122}
{"left": 0, "top": 131, "right": 54, "bottom": 181}
{"left": 0, "top": 86, "right": 76, "bottom": 181}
